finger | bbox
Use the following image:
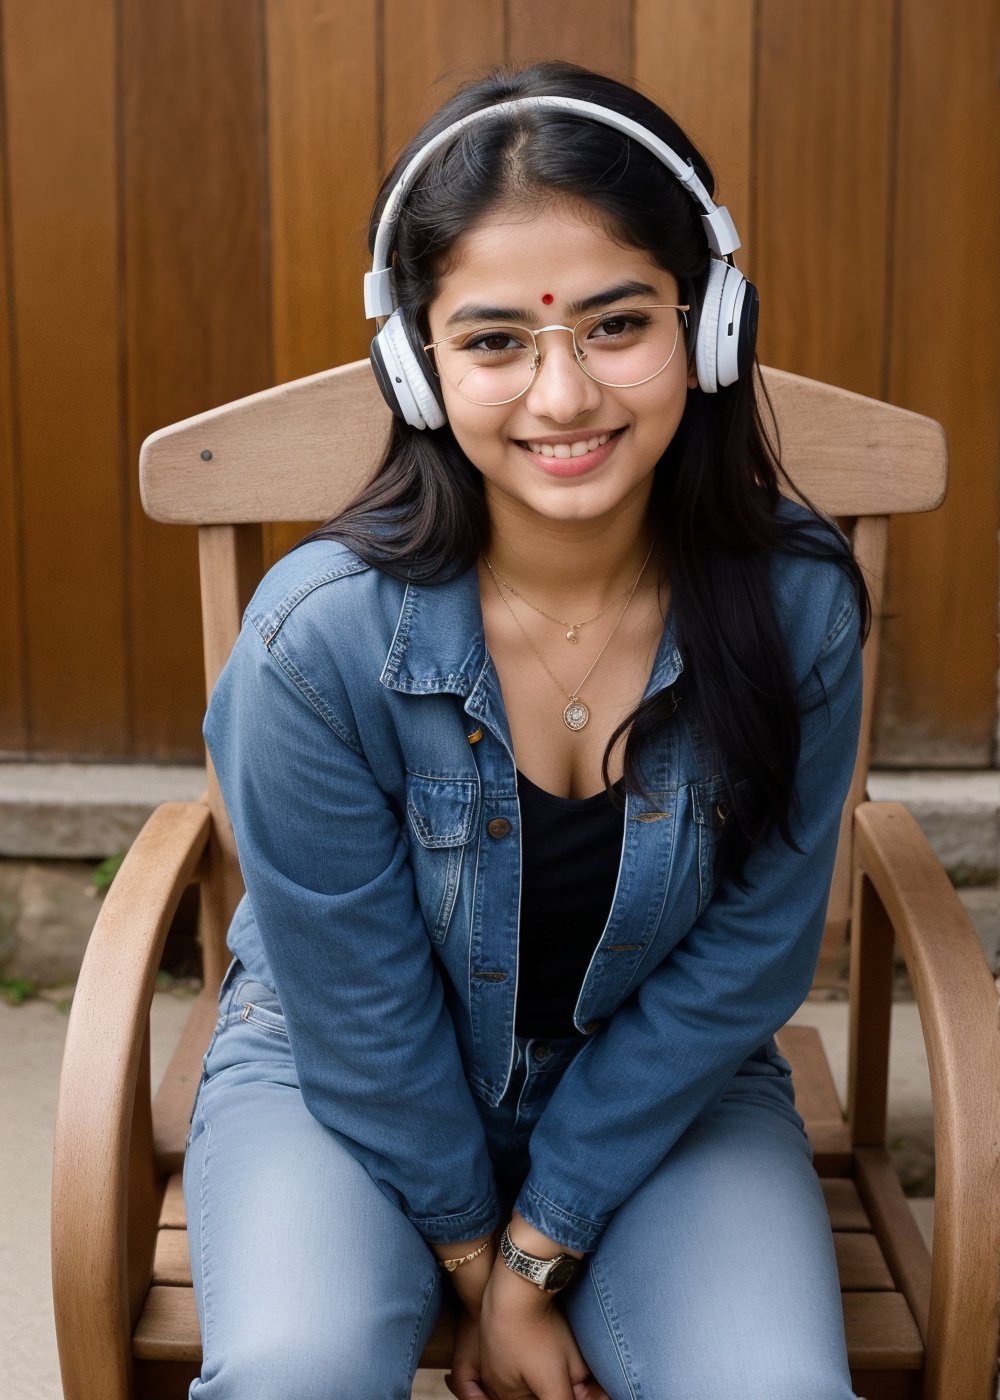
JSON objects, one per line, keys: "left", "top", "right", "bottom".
{"left": 482, "top": 1372, "right": 559, "bottom": 1400}
{"left": 444, "top": 1376, "right": 488, "bottom": 1400}
{"left": 573, "top": 1383, "right": 611, "bottom": 1400}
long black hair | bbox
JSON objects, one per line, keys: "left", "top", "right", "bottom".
{"left": 302, "top": 61, "right": 870, "bottom": 883}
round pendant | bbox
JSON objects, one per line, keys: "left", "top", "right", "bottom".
{"left": 563, "top": 698, "right": 590, "bottom": 731}
{"left": 566, "top": 627, "right": 579, "bottom": 644}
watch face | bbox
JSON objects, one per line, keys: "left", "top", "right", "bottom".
{"left": 542, "top": 1256, "right": 581, "bottom": 1292}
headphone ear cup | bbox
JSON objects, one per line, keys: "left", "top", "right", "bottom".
{"left": 369, "top": 310, "right": 446, "bottom": 430}
{"left": 694, "top": 260, "right": 758, "bottom": 392}
{"left": 732, "top": 277, "right": 759, "bottom": 382}
{"left": 694, "top": 259, "right": 726, "bottom": 394}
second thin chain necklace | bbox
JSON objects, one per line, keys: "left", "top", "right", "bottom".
{"left": 483, "top": 542, "right": 655, "bottom": 731}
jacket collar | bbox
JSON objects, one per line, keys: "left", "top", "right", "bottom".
{"left": 380, "top": 565, "right": 684, "bottom": 699}
{"left": 379, "top": 568, "right": 488, "bottom": 696}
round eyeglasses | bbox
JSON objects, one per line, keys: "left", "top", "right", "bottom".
{"left": 423, "top": 304, "right": 690, "bottom": 407}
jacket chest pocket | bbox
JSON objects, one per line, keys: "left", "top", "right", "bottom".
{"left": 691, "top": 778, "right": 735, "bottom": 914}
{"left": 405, "top": 773, "right": 479, "bottom": 944}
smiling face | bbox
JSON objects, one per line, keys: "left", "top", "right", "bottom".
{"left": 424, "top": 197, "right": 698, "bottom": 535}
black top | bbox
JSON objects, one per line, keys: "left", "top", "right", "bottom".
{"left": 515, "top": 770, "right": 626, "bottom": 1040}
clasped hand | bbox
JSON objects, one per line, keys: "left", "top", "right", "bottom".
{"left": 440, "top": 1225, "right": 609, "bottom": 1400}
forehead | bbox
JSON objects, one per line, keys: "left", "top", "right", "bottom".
{"left": 429, "top": 198, "right": 674, "bottom": 325}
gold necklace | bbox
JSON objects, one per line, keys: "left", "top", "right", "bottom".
{"left": 483, "top": 559, "right": 637, "bottom": 642}
{"left": 485, "top": 544, "right": 653, "bottom": 731}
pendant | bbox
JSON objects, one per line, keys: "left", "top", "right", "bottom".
{"left": 563, "top": 698, "right": 590, "bottom": 731}
{"left": 566, "top": 626, "right": 579, "bottom": 644}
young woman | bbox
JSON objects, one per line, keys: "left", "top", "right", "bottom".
{"left": 186, "top": 61, "right": 869, "bottom": 1400}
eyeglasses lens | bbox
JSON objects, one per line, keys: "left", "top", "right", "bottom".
{"left": 433, "top": 306, "right": 684, "bottom": 406}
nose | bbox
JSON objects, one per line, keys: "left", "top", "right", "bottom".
{"left": 522, "top": 329, "right": 602, "bottom": 423}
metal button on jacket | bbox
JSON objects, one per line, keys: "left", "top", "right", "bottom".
{"left": 487, "top": 817, "right": 512, "bottom": 839}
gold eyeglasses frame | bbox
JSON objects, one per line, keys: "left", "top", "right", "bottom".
{"left": 422, "top": 303, "right": 691, "bottom": 406}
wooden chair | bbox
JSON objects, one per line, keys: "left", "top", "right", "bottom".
{"left": 51, "top": 361, "right": 1000, "bottom": 1400}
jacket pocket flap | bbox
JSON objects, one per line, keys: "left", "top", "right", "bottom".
{"left": 691, "top": 776, "right": 741, "bottom": 829}
{"left": 406, "top": 774, "right": 478, "bottom": 849}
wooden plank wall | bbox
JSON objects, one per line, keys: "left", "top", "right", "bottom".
{"left": 1, "top": 0, "right": 997, "bottom": 765}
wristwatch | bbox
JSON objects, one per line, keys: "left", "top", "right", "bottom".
{"left": 499, "top": 1225, "right": 583, "bottom": 1293}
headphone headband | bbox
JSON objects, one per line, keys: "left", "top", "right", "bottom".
{"left": 364, "top": 95, "right": 741, "bottom": 321}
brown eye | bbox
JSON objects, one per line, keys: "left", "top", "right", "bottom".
{"left": 459, "top": 327, "right": 530, "bottom": 355}
{"left": 477, "top": 333, "right": 520, "bottom": 353}
{"left": 587, "top": 312, "right": 650, "bottom": 341}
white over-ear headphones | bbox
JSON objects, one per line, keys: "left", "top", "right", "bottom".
{"left": 364, "top": 95, "right": 759, "bottom": 429}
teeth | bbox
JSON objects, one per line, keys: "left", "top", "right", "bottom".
{"left": 527, "top": 432, "right": 613, "bottom": 457}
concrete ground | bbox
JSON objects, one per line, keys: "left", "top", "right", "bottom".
{"left": 2, "top": 988, "right": 938, "bottom": 1400}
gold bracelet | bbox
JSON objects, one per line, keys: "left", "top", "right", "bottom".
{"left": 438, "top": 1235, "right": 493, "bottom": 1273}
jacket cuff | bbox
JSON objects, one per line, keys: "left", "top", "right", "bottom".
{"left": 514, "top": 1181, "right": 607, "bottom": 1254}
{"left": 408, "top": 1193, "right": 502, "bottom": 1246}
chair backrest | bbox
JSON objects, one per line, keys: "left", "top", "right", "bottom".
{"left": 140, "top": 360, "right": 947, "bottom": 986}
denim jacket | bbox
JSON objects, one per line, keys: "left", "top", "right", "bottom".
{"left": 204, "top": 523, "right": 862, "bottom": 1253}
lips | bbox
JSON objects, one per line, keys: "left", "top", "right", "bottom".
{"left": 519, "top": 427, "right": 625, "bottom": 456}
{"left": 515, "top": 426, "right": 626, "bottom": 477}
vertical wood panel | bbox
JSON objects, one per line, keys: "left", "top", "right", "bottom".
{"left": 3, "top": 0, "right": 126, "bottom": 755}
{"left": 264, "top": 0, "right": 381, "bottom": 563}
{"left": 755, "top": 1, "right": 894, "bottom": 397}
{"left": 382, "top": 1, "right": 505, "bottom": 162}
{"left": 508, "top": 0, "right": 631, "bottom": 80}
{"left": 267, "top": 0, "right": 379, "bottom": 383}
{"left": 633, "top": 0, "right": 753, "bottom": 278}
{"left": 877, "top": 0, "right": 1000, "bottom": 764}
{"left": 123, "top": 0, "right": 271, "bottom": 759}
{"left": 0, "top": 43, "right": 27, "bottom": 752}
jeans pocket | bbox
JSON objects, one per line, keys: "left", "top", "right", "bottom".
{"left": 238, "top": 998, "right": 289, "bottom": 1039}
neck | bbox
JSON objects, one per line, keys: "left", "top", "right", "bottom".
{"left": 482, "top": 492, "right": 657, "bottom": 607}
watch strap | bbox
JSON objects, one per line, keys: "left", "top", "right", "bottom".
{"left": 499, "top": 1225, "right": 582, "bottom": 1292}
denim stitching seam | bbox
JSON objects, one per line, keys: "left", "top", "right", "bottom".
{"left": 265, "top": 638, "right": 364, "bottom": 755}
{"left": 521, "top": 1181, "right": 605, "bottom": 1237}
{"left": 195, "top": 1119, "right": 214, "bottom": 1362}
{"left": 404, "top": 1267, "right": 440, "bottom": 1393}
{"left": 588, "top": 1257, "right": 641, "bottom": 1400}
{"left": 818, "top": 595, "right": 854, "bottom": 657}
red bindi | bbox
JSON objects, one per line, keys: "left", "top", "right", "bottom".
{"left": 541, "top": 292, "right": 554, "bottom": 305}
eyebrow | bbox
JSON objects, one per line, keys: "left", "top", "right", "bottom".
{"left": 444, "top": 279, "right": 661, "bottom": 328}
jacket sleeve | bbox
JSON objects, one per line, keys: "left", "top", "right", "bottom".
{"left": 515, "top": 574, "right": 863, "bottom": 1253}
{"left": 204, "top": 616, "right": 500, "bottom": 1244}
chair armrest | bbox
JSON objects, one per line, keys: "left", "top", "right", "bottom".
{"left": 51, "top": 800, "right": 211, "bottom": 1400}
{"left": 852, "top": 800, "right": 1000, "bottom": 1400}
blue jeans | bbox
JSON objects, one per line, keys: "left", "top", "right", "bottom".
{"left": 183, "top": 961, "right": 858, "bottom": 1399}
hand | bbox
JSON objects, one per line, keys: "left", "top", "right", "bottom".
{"left": 445, "top": 1306, "right": 486, "bottom": 1399}
{"left": 478, "top": 1262, "right": 610, "bottom": 1400}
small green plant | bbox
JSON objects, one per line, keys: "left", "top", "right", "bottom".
{"left": 92, "top": 853, "right": 126, "bottom": 893}
{"left": 1, "top": 976, "right": 37, "bottom": 1005}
